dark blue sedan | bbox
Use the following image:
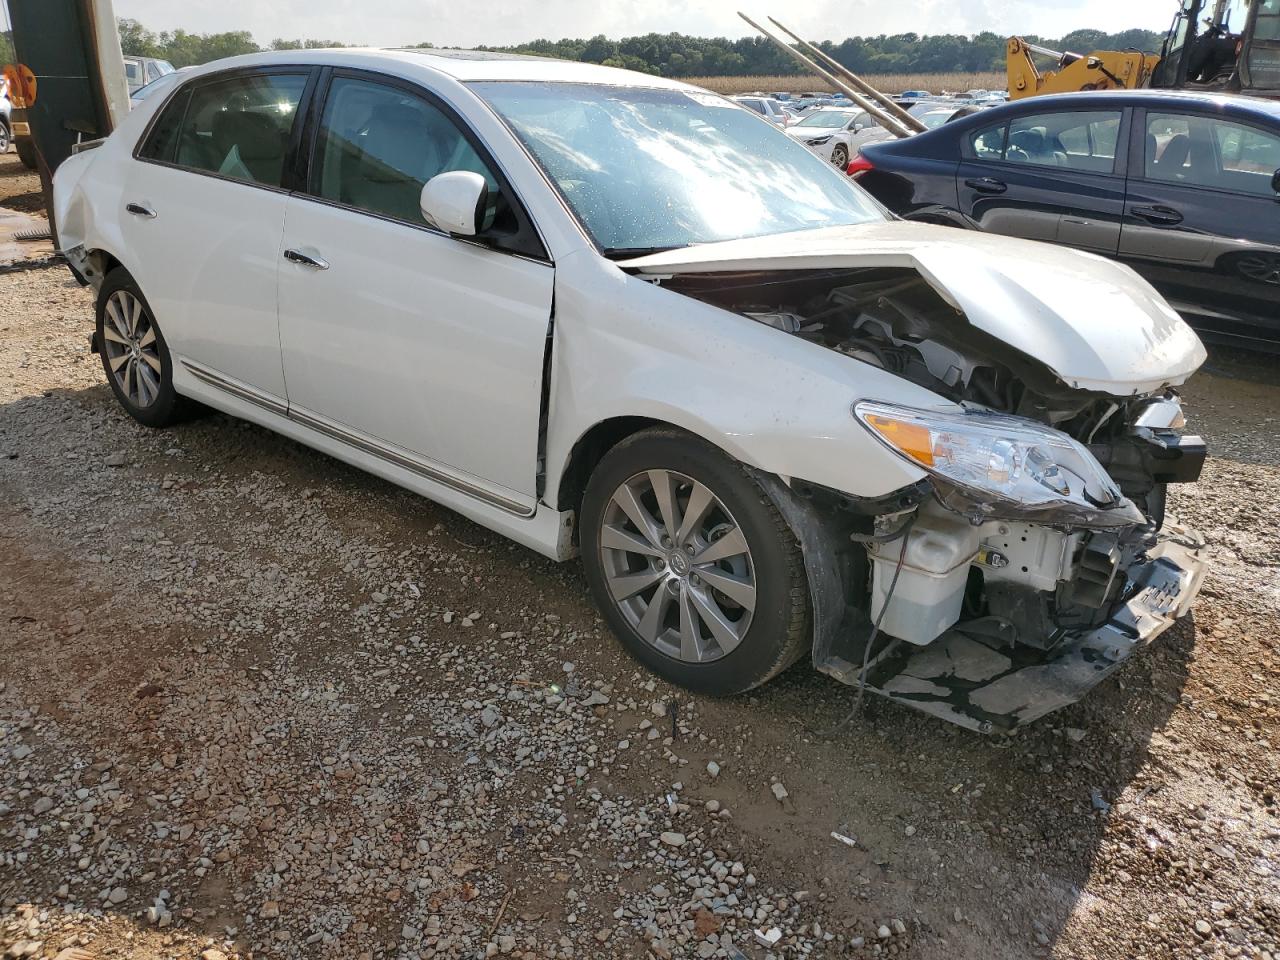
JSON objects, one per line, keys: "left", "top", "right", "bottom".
{"left": 854, "top": 91, "right": 1280, "bottom": 349}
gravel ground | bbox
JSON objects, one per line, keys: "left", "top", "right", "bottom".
{"left": 1, "top": 181, "right": 1278, "bottom": 959}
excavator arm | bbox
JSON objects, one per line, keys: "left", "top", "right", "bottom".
{"left": 1007, "top": 37, "right": 1161, "bottom": 100}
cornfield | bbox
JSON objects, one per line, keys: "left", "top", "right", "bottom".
{"left": 686, "top": 72, "right": 1007, "bottom": 97}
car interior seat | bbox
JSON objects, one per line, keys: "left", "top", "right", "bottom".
{"left": 347, "top": 102, "right": 444, "bottom": 221}
{"left": 1156, "top": 133, "right": 1191, "bottom": 173}
{"left": 212, "top": 110, "right": 287, "bottom": 184}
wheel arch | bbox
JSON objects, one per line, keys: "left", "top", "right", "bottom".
{"left": 552, "top": 415, "right": 764, "bottom": 532}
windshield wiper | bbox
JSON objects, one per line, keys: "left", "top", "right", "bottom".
{"left": 600, "top": 244, "right": 688, "bottom": 260}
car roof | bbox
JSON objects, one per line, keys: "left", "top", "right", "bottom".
{"left": 172, "top": 47, "right": 699, "bottom": 91}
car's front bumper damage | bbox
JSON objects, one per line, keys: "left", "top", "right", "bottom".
{"left": 846, "top": 523, "right": 1207, "bottom": 733}
{"left": 759, "top": 468, "right": 1208, "bottom": 734}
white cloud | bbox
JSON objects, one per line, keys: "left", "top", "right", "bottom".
{"left": 110, "top": 0, "right": 1174, "bottom": 48}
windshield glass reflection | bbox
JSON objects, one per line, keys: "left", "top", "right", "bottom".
{"left": 473, "top": 82, "right": 885, "bottom": 253}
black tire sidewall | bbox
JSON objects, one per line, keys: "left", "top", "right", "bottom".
{"left": 96, "top": 269, "right": 183, "bottom": 428}
{"left": 832, "top": 145, "right": 849, "bottom": 168}
{"left": 580, "top": 431, "right": 806, "bottom": 696}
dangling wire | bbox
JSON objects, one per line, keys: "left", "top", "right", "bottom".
{"left": 814, "top": 514, "right": 916, "bottom": 738}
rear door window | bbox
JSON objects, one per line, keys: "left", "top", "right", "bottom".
{"left": 969, "top": 111, "right": 1121, "bottom": 173}
{"left": 1144, "top": 112, "right": 1280, "bottom": 196}
{"left": 170, "top": 72, "right": 308, "bottom": 187}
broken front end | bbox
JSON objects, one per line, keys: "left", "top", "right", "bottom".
{"left": 670, "top": 264, "right": 1209, "bottom": 733}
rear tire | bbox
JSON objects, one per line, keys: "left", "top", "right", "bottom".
{"left": 580, "top": 429, "right": 810, "bottom": 696}
{"left": 0, "top": 121, "right": 10, "bottom": 154}
{"left": 96, "top": 268, "right": 197, "bottom": 428}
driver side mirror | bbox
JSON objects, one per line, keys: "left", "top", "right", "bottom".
{"left": 853, "top": 122, "right": 865, "bottom": 133}
{"left": 420, "top": 170, "right": 489, "bottom": 237}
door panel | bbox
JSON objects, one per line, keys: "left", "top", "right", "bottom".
{"left": 123, "top": 70, "right": 311, "bottom": 399}
{"left": 957, "top": 109, "right": 1126, "bottom": 253}
{"left": 277, "top": 73, "right": 553, "bottom": 504}
{"left": 1120, "top": 109, "right": 1280, "bottom": 342}
{"left": 278, "top": 201, "right": 552, "bottom": 502}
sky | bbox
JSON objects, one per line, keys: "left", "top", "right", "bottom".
{"left": 108, "top": 0, "right": 1176, "bottom": 47}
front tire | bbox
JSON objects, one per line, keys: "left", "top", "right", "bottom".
{"left": 96, "top": 268, "right": 195, "bottom": 428}
{"left": 580, "top": 429, "right": 810, "bottom": 695}
{"left": 0, "top": 121, "right": 10, "bottom": 155}
{"left": 830, "top": 144, "right": 849, "bottom": 169}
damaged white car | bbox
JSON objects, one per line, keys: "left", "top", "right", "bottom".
{"left": 53, "top": 50, "right": 1209, "bottom": 732}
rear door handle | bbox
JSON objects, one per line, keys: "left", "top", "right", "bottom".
{"left": 964, "top": 177, "right": 1007, "bottom": 194}
{"left": 125, "top": 202, "right": 156, "bottom": 219}
{"left": 1130, "top": 204, "right": 1183, "bottom": 226}
{"left": 283, "top": 248, "right": 329, "bottom": 270}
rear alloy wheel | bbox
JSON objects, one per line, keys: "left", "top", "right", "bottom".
{"left": 96, "top": 268, "right": 196, "bottom": 428}
{"left": 581, "top": 430, "right": 809, "bottom": 695}
{"left": 830, "top": 144, "right": 849, "bottom": 169}
{"left": 1233, "top": 252, "right": 1280, "bottom": 286}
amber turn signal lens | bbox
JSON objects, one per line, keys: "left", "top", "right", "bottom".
{"left": 863, "top": 413, "right": 935, "bottom": 467}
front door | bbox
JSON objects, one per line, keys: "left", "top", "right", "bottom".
{"left": 277, "top": 71, "right": 554, "bottom": 511}
{"left": 956, "top": 107, "right": 1128, "bottom": 253}
{"left": 122, "top": 68, "right": 313, "bottom": 402}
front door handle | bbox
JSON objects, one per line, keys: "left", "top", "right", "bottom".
{"left": 965, "top": 177, "right": 1007, "bottom": 194}
{"left": 125, "top": 202, "right": 156, "bottom": 219}
{"left": 1130, "top": 204, "right": 1183, "bottom": 226}
{"left": 283, "top": 248, "right": 330, "bottom": 270}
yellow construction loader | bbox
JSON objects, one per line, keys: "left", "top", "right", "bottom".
{"left": 1007, "top": 0, "right": 1279, "bottom": 100}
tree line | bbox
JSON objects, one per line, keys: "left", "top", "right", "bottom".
{"left": 3, "top": 21, "right": 1167, "bottom": 78}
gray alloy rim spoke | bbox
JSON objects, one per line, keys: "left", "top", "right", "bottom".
{"left": 637, "top": 587, "right": 673, "bottom": 644}
{"left": 649, "top": 469, "right": 681, "bottom": 542}
{"left": 611, "top": 482, "right": 665, "bottom": 550}
{"left": 695, "top": 565, "right": 757, "bottom": 612}
{"left": 606, "top": 566, "right": 665, "bottom": 602}
{"left": 598, "top": 469, "right": 755, "bottom": 664}
{"left": 600, "top": 522, "right": 663, "bottom": 558}
{"left": 688, "top": 584, "right": 745, "bottom": 655}
{"left": 678, "top": 586, "right": 702, "bottom": 661}
{"left": 104, "top": 290, "right": 161, "bottom": 409}
{"left": 674, "top": 482, "right": 714, "bottom": 547}
{"left": 692, "top": 526, "right": 748, "bottom": 566}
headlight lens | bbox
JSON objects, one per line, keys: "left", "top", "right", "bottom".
{"left": 855, "top": 402, "right": 1144, "bottom": 526}
{"left": 806, "top": 135, "right": 833, "bottom": 145}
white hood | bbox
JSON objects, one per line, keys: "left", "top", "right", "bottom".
{"left": 620, "top": 222, "right": 1207, "bottom": 396}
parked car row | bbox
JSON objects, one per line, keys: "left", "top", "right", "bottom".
{"left": 852, "top": 90, "right": 1280, "bottom": 347}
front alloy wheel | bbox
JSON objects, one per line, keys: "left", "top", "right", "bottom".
{"left": 1234, "top": 252, "right": 1280, "bottom": 285}
{"left": 600, "top": 469, "right": 756, "bottom": 664}
{"left": 830, "top": 144, "right": 849, "bottom": 169}
{"left": 581, "top": 429, "right": 810, "bottom": 695}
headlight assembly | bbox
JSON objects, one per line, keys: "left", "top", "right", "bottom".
{"left": 855, "top": 401, "right": 1147, "bottom": 528}
{"left": 806, "top": 135, "right": 833, "bottom": 145}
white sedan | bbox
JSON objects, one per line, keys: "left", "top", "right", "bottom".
{"left": 785, "top": 106, "right": 895, "bottom": 167}
{"left": 53, "top": 49, "right": 1209, "bottom": 732}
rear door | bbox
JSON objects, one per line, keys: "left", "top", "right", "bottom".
{"left": 123, "top": 67, "right": 315, "bottom": 405}
{"left": 955, "top": 107, "right": 1128, "bottom": 252}
{"left": 276, "top": 70, "right": 553, "bottom": 510}
{"left": 1120, "top": 107, "right": 1280, "bottom": 342}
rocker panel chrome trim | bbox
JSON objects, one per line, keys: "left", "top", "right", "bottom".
{"left": 286, "top": 404, "right": 536, "bottom": 518}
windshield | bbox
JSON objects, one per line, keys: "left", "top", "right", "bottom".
{"left": 474, "top": 82, "right": 884, "bottom": 253}
{"left": 797, "top": 110, "right": 856, "bottom": 128}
